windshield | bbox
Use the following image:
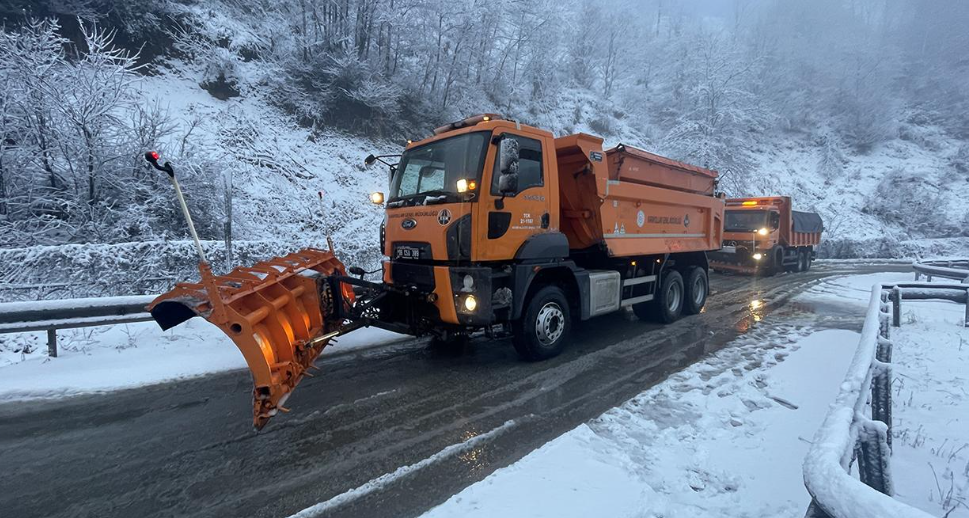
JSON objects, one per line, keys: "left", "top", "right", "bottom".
{"left": 391, "top": 132, "right": 490, "bottom": 200}
{"left": 724, "top": 210, "right": 769, "bottom": 232}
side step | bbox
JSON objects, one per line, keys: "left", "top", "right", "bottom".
{"left": 621, "top": 275, "right": 657, "bottom": 306}
{"left": 621, "top": 294, "right": 654, "bottom": 307}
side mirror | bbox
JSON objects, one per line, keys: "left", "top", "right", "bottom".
{"left": 497, "top": 137, "right": 520, "bottom": 197}
{"left": 498, "top": 173, "right": 518, "bottom": 195}
{"left": 364, "top": 154, "right": 377, "bottom": 167}
{"left": 770, "top": 212, "right": 780, "bottom": 229}
{"left": 498, "top": 138, "right": 520, "bottom": 175}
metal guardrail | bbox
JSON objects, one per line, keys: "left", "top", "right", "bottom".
{"left": 0, "top": 295, "right": 157, "bottom": 357}
{"left": 913, "top": 259, "right": 969, "bottom": 283}
{"left": 803, "top": 282, "right": 969, "bottom": 518}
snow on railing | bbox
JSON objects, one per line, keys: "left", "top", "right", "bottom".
{"left": 913, "top": 259, "right": 969, "bottom": 283}
{"left": 0, "top": 295, "right": 157, "bottom": 358}
{"left": 803, "top": 282, "right": 969, "bottom": 518}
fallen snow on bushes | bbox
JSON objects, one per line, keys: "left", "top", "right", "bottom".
{"left": 422, "top": 272, "right": 968, "bottom": 518}
{"left": 0, "top": 319, "right": 406, "bottom": 400}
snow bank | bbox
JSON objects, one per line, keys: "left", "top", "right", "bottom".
{"left": 0, "top": 319, "right": 407, "bottom": 400}
{"left": 887, "top": 292, "right": 969, "bottom": 515}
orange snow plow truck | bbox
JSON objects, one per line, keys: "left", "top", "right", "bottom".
{"left": 146, "top": 115, "right": 725, "bottom": 429}
{"left": 709, "top": 197, "right": 823, "bottom": 275}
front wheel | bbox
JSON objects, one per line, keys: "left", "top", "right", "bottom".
{"left": 760, "top": 249, "right": 782, "bottom": 277}
{"left": 512, "top": 285, "right": 572, "bottom": 361}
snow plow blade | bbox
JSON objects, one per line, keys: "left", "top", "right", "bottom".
{"left": 148, "top": 249, "right": 350, "bottom": 430}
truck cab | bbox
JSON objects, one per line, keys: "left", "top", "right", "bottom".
{"left": 376, "top": 116, "right": 562, "bottom": 336}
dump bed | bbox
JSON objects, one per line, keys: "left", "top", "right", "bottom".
{"left": 606, "top": 145, "right": 717, "bottom": 196}
{"left": 790, "top": 210, "right": 823, "bottom": 247}
{"left": 555, "top": 134, "right": 724, "bottom": 257}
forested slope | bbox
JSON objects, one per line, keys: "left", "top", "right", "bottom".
{"left": 1, "top": 0, "right": 967, "bottom": 298}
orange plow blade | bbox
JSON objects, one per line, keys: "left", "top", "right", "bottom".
{"left": 148, "top": 248, "right": 350, "bottom": 429}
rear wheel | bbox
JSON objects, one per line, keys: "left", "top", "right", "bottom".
{"left": 796, "top": 251, "right": 808, "bottom": 273}
{"left": 805, "top": 253, "right": 813, "bottom": 271}
{"left": 643, "top": 270, "right": 683, "bottom": 324}
{"left": 512, "top": 285, "right": 571, "bottom": 361}
{"left": 683, "top": 267, "right": 708, "bottom": 315}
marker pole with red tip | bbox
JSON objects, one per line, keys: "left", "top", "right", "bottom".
{"left": 145, "top": 151, "right": 208, "bottom": 264}
{"left": 318, "top": 190, "right": 334, "bottom": 253}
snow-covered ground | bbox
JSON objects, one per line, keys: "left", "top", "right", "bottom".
{"left": 419, "top": 272, "right": 969, "bottom": 518}
{"left": 2, "top": 271, "right": 965, "bottom": 516}
{"left": 0, "top": 318, "right": 406, "bottom": 401}
{"left": 891, "top": 288, "right": 969, "bottom": 516}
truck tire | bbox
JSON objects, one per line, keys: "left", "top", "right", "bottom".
{"left": 683, "top": 267, "right": 708, "bottom": 315}
{"left": 512, "top": 285, "right": 572, "bottom": 361}
{"left": 796, "top": 251, "right": 808, "bottom": 273}
{"left": 653, "top": 270, "right": 685, "bottom": 323}
{"left": 761, "top": 249, "right": 782, "bottom": 277}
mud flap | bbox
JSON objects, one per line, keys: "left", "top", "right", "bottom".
{"left": 148, "top": 249, "right": 351, "bottom": 430}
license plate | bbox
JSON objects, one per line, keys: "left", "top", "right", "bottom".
{"left": 395, "top": 246, "right": 421, "bottom": 260}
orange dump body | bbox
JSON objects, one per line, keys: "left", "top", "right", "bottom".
{"left": 555, "top": 134, "right": 724, "bottom": 257}
{"left": 607, "top": 145, "right": 717, "bottom": 196}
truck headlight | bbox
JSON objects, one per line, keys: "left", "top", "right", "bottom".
{"left": 757, "top": 227, "right": 768, "bottom": 236}
{"left": 463, "top": 294, "right": 478, "bottom": 312}
{"left": 752, "top": 253, "right": 763, "bottom": 261}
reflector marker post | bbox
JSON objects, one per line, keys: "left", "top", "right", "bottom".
{"left": 145, "top": 151, "right": 207, "bottom": 264}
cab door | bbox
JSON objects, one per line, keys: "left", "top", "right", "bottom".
{"left": 474, "top": 131, "right": 554, "bottom": 262}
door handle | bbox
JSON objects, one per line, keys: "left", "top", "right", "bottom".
{"left": 541, "top": 213, "right": 550, "bottom": 229}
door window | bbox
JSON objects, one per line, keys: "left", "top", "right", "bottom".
{"left": 491, "top": 134, "right": 543, "bottom": 195}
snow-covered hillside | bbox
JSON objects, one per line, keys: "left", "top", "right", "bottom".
{"left": 1, "top": 0, "right": 968, "bottom": 301}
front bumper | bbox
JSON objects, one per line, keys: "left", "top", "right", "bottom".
{"left": 382, "top": 260, "right": 494, "bottom": 327}
{"left": 709, "top": 246, "right": 766, "bottom": 273}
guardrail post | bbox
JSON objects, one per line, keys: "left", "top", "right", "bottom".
{"left": 872, "top": 361, "right": 892, "bottom": 448}
{"left": 857, "top": 418, "right": 894, "bottom": 496}
{"left": 965, "top": 289, "right": 969, "bottom": 328}
{"left": 47, "top": 328, "right": 57, "bottom": 358}
{"left": 891, "top": 286, "right": 901, "bottom": 327}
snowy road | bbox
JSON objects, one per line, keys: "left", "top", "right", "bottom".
{"left": 0, "top": 263, "right": 910, "bottom": 518}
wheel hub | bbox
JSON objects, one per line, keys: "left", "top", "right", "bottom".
{"left": 668, "top": 282, "right": 682, "bottom": 312}
{"left": 693, "top": 276, "right": 705, "bottom": 305}
{"left": 535, "top": 302, "right": 565, "bottom": 347}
